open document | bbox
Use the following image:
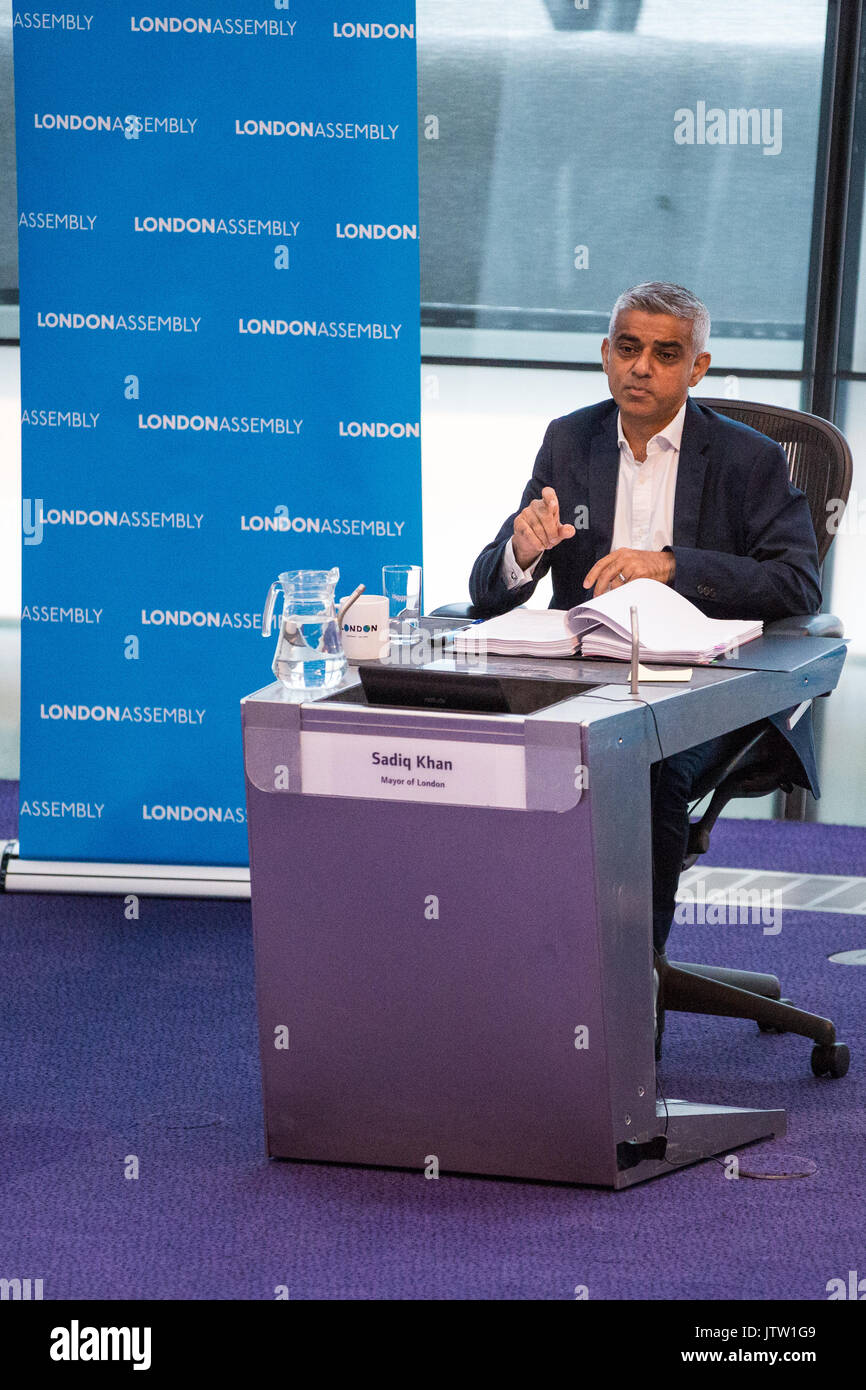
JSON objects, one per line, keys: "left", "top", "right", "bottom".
{"left": 453, "top": 578, "right": 762, "bottom": 663}
{"left": 568, "top": 579, "right": 762, "bottom": 662}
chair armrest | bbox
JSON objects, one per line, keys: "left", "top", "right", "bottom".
{"left": 428, "top": 602, "right": 478, "bottom": 619}
{"left": 764, "top": 613, "right": 845, "bottom": 639}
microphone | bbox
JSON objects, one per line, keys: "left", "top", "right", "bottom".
{"left": 630, "top": 603, "right": 640, "bottom": 698}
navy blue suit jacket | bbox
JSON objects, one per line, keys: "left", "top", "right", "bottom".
{"left": 469, "top": 396, "right": 823, "bottom": 794}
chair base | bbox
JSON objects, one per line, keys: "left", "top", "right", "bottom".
{"left": 667, "top": 959, "right": 781, "bottom": 1000}
{"left": 659, "top": 957, "right": 844, "bottom": 1062}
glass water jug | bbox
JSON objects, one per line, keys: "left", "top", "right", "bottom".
{"left": 262, "top": 568, "right": 347, "bottom": 691}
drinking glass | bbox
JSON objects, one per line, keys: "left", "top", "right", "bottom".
{"left": 382, "top": 564, "right": 422, "bottom": 645}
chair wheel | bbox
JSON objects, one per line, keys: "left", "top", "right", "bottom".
{"left": 757, "top": 999, "right": 793, "bottom": 1033}
{"left": 810, "top": 1043, "right": 850, "bottom": 1078}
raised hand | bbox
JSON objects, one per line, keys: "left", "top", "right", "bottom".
{"left": 512, "top": 486, "right": 576, "bottom": 569}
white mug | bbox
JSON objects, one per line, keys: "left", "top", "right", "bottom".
{"left": 339, "top": 593, "right": 390, "bottom": 661}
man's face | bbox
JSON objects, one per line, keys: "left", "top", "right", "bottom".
{"left": 601, "top": 308, "right": 710, "bottom": 428}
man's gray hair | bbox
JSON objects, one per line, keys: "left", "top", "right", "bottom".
{"left": 608, "top": 282, "right": 711, "bottom": 354}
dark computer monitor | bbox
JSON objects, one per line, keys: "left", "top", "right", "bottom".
{"left": 354, "top": 663, "right": 598, "bottom": 715}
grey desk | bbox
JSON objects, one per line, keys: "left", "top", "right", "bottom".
{"left": 241, "top": 635, "right": 845, "bottom": 1188}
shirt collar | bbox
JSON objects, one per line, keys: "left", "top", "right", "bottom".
{"left": 617, "top": 399, "right": 687, "bottom": 457}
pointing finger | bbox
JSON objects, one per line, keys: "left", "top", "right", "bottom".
{"left": 530, "top": 498, "right": 562, "bottom": 546}
{"left": 541, "top": 486, "right": 560, "bottom": 522}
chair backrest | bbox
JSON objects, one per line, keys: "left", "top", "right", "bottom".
{"left": 698, "top": 399, "right": 853, "bottom": 566}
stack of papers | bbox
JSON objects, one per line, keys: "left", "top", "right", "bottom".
{"left": 451, "top": 579, "right": 763, "bottom": 664}
{"left": 452, "top": 606, "right": 577, "bottom": 657}
{"left": 567, "top": 579, "right": 762, "bottom": 663}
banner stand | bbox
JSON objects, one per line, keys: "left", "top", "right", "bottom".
{"left": 1, "top": 841, "right": 250, "bottom": 900}
{"left": 14, "top": 4, "right": 422, "bottom": 873}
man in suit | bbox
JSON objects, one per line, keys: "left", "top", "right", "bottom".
{"left": 470, "top": 282, "right": 822, "bottom": 964}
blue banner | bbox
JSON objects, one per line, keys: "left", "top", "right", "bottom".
{"left": 14, "top": 1, "right": 421, "bottom": 865}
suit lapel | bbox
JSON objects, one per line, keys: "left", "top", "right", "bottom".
{"left": 672, "top": 397, "right": 711, "bottom": 549}
{"left": 587, "top": 408, "right": 620, "bottom": 563}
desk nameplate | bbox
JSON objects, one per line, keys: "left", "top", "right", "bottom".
{"left": 244, "top": 708, "right": 585, "bottom": 811}
{"left": 299, "top": 730, "right": 527, "bottom": 809}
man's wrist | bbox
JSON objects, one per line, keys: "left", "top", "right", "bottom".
{"left": 513, "top": 541, "right": 543, "bottom": 570}
{"left": 502, "top": 536, "right": 542, "bottom": 591}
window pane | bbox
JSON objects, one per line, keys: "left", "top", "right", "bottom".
{"left": 839, "top": 19, "right": 866, "bottom": 372}
{"left": 812, "top": 655, "right": 866, "bottom": 826}
{"left": 418, "top": 0, "right": 827, "bottom": 368}
{"left": 829, "top": 382, "right": 866, "bottom": 656}
{"left": 421, "top": 363, "right": 587, "bottom": 612}
{"left": 691, "top": 377, "right": 804, "bottom": 409}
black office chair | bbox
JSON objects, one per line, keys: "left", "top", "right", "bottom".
{"left": 432, "top": 398, "right": 854, "bottom": 1076}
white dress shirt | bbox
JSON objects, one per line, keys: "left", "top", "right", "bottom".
{"left": 502, "top": 401, "right": 686, "bottom": 590}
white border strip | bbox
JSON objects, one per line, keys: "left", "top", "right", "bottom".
{"left": 2, "top": 843, "right": 250, "bottom": 899}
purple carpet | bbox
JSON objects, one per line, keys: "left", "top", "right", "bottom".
{"left": 1, "top": 779, "right": 864, "bottom": 1300}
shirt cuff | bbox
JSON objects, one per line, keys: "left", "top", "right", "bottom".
{"left": 502, "top": 537, "right": 542, "bottom": 591}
